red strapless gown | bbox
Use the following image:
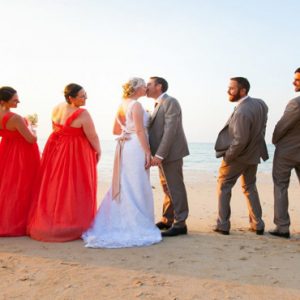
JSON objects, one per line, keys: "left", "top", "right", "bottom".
{"left": 0, "top": 112, "right": 40, "bottom": 236}
{"left": 28, "top": 109, "right": 97, "bottom": 242}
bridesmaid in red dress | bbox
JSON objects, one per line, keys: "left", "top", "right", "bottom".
{"left": 28, "top": 83, "right": 101, "bottom": 242}
{"left": 0, "top": 86, "right": 40, "bottom": 236}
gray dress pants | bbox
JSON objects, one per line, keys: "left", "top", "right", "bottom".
{"left": 216, "top": 159, "right": 265, "bottom": 231}
{"left": 272, "top": 150, "right": 300, "bottom": 232}
{"left": 159, "top": 158, "right": 189, "bottom": 228}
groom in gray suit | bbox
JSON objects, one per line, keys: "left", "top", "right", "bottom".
{"left": 147, "top": 77, "right": 189, "bottom": 237}
{"left": 269, "top": 68, "right": 300, "bottom": 239}
{"left": 214, "top": 77, "right": 268, "bottom": 235}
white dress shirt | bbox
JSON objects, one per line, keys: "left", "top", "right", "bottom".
{"left": 236, "top": 95, "right": 249, "bottom": 106}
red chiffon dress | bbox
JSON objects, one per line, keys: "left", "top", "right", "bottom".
{"left": 0, "top": 112, "right": 40, "bottom": 236}
{"left": 28, "top": 109, "right": 97, "bottom": 242}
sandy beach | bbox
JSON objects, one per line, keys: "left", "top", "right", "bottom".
{"left": 1, "top": 171, "right": 300, "bottom": 300}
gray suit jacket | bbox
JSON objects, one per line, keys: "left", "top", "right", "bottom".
{"left": 148, "top": 94, "right": 189, "bottom": 162}
{"left": 215, "top": 97, "right": 269, "bottom": 164}
{"left": 272, "top": 96, "right": 300, "bottom": 159}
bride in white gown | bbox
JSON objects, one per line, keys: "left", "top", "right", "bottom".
{"left": 82, "top": 78, "right": 162, "bottom": 248}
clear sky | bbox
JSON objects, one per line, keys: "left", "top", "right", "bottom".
{"left": 0, "top": 0, "right": 299, "bottom": 143}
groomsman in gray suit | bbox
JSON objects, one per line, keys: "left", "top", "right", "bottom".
{"left": 146, "top": 77, "right": 189, "bottom": 237}
{"left": 214, "top": 77, "right": 269, "bottom": 235}
{"left": 269, "top": 68, "right": 300, "bottom": 239}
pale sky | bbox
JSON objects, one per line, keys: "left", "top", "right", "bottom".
{"left": 0, "top": 0, "right": 299, "bottom": 143}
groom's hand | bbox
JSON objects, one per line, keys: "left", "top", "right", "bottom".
{"left": 151, "top": 156, "right": 162, "bottom": 166}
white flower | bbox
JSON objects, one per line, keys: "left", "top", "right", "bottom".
{"left": 25, "top": 113, "right": 38, "bottom": 127}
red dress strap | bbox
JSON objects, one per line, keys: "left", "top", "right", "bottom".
{"left": 65, "top": 109, "right": 85, "bottom": 127}
{"left": 52, "top": 121, "right": 62, "bottom": 132}
{"left": 2, "top": 112, "right": 14, "bottom": 129}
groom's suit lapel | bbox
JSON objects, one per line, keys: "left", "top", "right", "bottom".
{"left": 150, "top": 94, "right": 167, "bottom": 125}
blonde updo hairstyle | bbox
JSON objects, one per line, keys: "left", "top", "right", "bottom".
{"left": 122, "top": 77, "right": 145, "bottom": 99}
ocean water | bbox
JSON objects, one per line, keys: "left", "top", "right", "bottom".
{"left": 185, "top": 142, "right": 275, "bottom": 174}
{"left": 37, "top": 139, "right": 275, "bottom": 178}
{"left": 98, "top": 140, "right": 275, "bottom": 176}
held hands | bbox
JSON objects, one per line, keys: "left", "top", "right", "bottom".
{"left": 144, "top": 153, "right": 163, "bottom": 169}
{"left": 151, "top": 156, "right": 162, "bottom": 167}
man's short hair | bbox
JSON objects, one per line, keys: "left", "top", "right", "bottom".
{"left": 231, "top": 77, "right": 251, "bottom": 94}
{"left": 150, "top": 77, "right": 168, "bottom": 93}
{"left": 295, "top": 67, "right": 300, "bottom": 73}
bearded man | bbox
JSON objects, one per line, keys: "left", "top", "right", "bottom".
{"left": 214, "top": 77, "right": 269, "bottom": 235}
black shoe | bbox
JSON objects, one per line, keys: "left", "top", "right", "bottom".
{"left": 269, "top": 230, "right": 290, "bottom": 239}
{"left": 249, "top": 228, "right": 264, "bottom": 235}
{"left": 256, "top": 229, "right": 264, "bottom": 235}
{"left": 156, "top": 222, "right": 172, "bottom": 230}
{"left": 161, "top": 226, "right": 187, "bottom": 237}
{"left": 213, "top": 228, "right": 229, "bottom": 235}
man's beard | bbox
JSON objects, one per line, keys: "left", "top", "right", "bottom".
{"left": 228, "top": 92, "right": 241, "bottom": 102}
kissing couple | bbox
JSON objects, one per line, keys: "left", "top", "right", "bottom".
{"left": 83, "top": 76, "right": 189, "bottom": 248}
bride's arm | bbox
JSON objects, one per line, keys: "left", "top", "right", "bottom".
{"left": 132, "top": 102, "right": 151, "bottom": 169}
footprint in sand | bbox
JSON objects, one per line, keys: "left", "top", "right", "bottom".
{"left": 239, "top": 257, "right": 248, "bottom": 261}
{"left": 133, "top": 280, "right": 144, "bottom": 287}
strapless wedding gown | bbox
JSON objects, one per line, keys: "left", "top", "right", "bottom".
{"left": 82, "top": 100, "right": 162, "bottom": 248}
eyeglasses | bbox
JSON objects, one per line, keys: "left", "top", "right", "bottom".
{"left": 77, "top": 94, "right": 87, "bottom": 99}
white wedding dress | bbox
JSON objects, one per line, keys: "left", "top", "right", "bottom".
{"left": 82, "top": 100, "right": 162, "bottom": 248}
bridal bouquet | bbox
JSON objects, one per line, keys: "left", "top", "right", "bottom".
{"left": 25, "top": 113, "right": 38, "bottom": 134}
{"left": 25, "top": 113, "right": 38, "bottom": 127}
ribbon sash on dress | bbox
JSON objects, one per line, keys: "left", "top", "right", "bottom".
{"left": 112, "top": 137, "right": 124, "bottom": 201}
{"left": 111, "top": 132, "right": 132, "bottom": 201}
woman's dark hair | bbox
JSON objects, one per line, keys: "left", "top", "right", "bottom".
{"left": 64, "top": 83, "right": 83, "bottom": 104}
{"left": 150, "top": 77, "right": 168, "bottom": 93}
{"left": 295, "top": 68, "right": 300, "bottom": 73}
{"left": 0, "top": 86, "right": 17, "bottom": 102}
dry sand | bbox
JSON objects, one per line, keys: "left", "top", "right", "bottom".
{"left": 1, "top": 170, "right": 300, "bottom": 299}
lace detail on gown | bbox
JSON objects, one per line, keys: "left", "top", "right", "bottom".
{"left": 82, "top": 100, "right": 161, "bottom": 248}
